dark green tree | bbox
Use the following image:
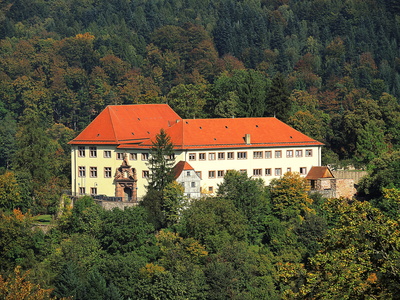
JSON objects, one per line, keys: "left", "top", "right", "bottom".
{"left": 265, "top": 73, "right": 291, "bottom": 122}
{"left": 99, "top": 206, "right": 156, "bottom": 257}
{"left": 147, "top": 128, "right": 175, "bottom": 192}
{"left": 217, "top": 170, "right": 270, "bottom": 244}
{"left": 141, "top": 129, "right": 175, "bottom": 228}
{"left": 0, "top": 112, "right": 16, "bottom": 172}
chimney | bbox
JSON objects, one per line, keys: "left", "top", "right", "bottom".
{"left": 245, "top": 133, "right": 251, "bottom": 145}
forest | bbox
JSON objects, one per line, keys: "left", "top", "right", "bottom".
{"left": 0, "top": 0, "right": 400, "bottom": 298}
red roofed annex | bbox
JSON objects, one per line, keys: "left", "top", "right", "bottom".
{"left": 69, "top": 104, "right": 323, "bottom": 201}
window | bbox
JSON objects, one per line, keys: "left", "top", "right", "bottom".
{"left": 116, "top": 153, "right": 124, "bottom": 160}
{"left": 143, "top": 170, "right": 150, "bottom": 178}
{"left": 186, "top": 171, "right": 191, "bottom": 176}
{"left": 142, "top": 153, "right": 149, "bottom": 161}
{"left": 104, "top": 167, "right": 112, "bottom": 178}
{"left": 237, "top": 152, "right": 247, "bottom": 159}
{"left": 265, "top": 168, "right": 271, "bottom": 176}
{"left": 208, "top": 171, "right": 216, "bottom": 178}
{"left": 295, "top": 150, "right": 303, "bottom": 157}
{"left": 287, "top": 167, "right": 291, "bottom": 173}
{"left": 209, "top": 153, "right": 216, "bottom": 160}
{"left": 265, "top": 151, "right": 272, "bottom": 159}
{"left": 218, "top": 152, "right": 225, "bottom": 160}
{"left": 300, "top": 167, "right": 307, "bottom": 175}
{"left": 195, "top": 171, "right": 202, "bottom": 179}
{"left": 275, "top": 151, "right": 282, "bottom": 158}
{"left": 275, "top": 168, "right": 282, "bottom": 176}
{"left": 90, "top": 167, "right": 97, "bottom": 178}
{"left": 305, "top": 149, "right": 313, "bottom": 157}
{"left": 191, "top": 182, "right": 196, "bottom": 188}
{"left": 240, "top": 169, "right": 247, "bottom": 174}
{"left": 286, "top": 150, "right": 293, "bottom": 158}
{"left": 104, "top": 150, "right": 111, "bottom": 158}
{"left": 78, "top": 166, "right": 86, "bottom": 177}
{"left": 199, "top": 153, "right": 206, "bottom": 160}
{"left": 90, "top": 187, "right": 97, "bottom": 195}
{"left": 208, "top": 186, "right": 214, "bottom": 192}
{"left": 217, "top": 170, "right": 225, "bottom": 178}
{"left": 167, "top": 153, "right": 175, "bottom": 160}
{"left": 79, "top": 187, "right": 86, "bottom": 195}
{"left": 78, "top": 146, "right": 85, "bottom": 157}
{"left": 227, "top": 152, "right": 234, "bottom": 160}
{"left": 89, "top": 147, "right": 97, "bottom": 157}
{"left": 253, "top": 169, "right": 262, "bottom": 176}
{"left": 189, "top": 153, "right": 196, "bottom": 161}
{"left": 130, "top": 153, "right": 137, "bottom": 160}
{"left": 253, "top": 151, "right": 263, "bottom": 159}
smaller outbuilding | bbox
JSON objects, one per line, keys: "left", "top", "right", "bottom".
{"left": 173, "top": 161, "right": 201, "bottom": 199}
{"left": 306, "top": 166, "right": 356, "bottom": 199}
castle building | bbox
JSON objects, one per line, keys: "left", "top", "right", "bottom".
{"left": 69, "top": 104, "right": 323, "bottom": 201}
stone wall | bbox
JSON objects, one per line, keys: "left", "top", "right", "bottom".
{"left": 95, "top": 200, "right": 138, "bottom": 210}
{"left": 332, "top": 178, "right": 355, "bottom": 199}
{"left": 332, "top": 170, "right": 368, "bottom": 184}
{"left": 309, "top": 178, "right": 356, "bottom": 199}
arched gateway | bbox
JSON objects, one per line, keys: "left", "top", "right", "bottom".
{"left": 114, "top": 154, "right": 137, "bottom": 202}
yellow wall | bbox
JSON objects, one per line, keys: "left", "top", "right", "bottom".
{"left": 71, "top": 145, "right": 321, "bottom": 199}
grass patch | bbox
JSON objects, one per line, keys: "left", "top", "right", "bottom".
{"left": 33, "top": 215, "right": 52, "bottom": 224}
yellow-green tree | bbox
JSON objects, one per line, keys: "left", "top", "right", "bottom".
{"left": 287, "top": 198, "right": 400, "bottom": 299}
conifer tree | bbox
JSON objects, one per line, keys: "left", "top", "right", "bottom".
{"left": 142, "top": 129, "right": 176, "bottom": 228}
{"left": 147, "top": 128, "right": 175, "bottom": 192}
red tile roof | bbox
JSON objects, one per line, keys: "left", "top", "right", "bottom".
{"left": 69, "top": 104, "right": 181, "bottom": 145}
{"left": 69, "top": 104, "right": 324, "bottom": 149}
{"left": 173, "top": 161, "right": 195, "bottom": 179}
{"left": 305, "top": 166, "right": 334, "bottom": 180}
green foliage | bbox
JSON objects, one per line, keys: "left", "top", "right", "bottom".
{"left": 167, "top": 83, "right": 210, "bottom": 119}
{"left": 162, "top": 181, "right": 186, "bottom": 228}
{"left": 269, "top": 172, "right": 314, "bottom": 222}
{"left": 217, "top": 170, "right": 270, "bottom": 244}
{"left": 59, "top": 196, "right": 104, "bottom": 236}
{"left": 147, "top": 129, "right": 175, "bottom": 192}
{"left": 99, "top": 206, "right": 156, "bottom": 257}
{"left": 0, "top": 171, "right": 22, "bottom": 211}
{"left": 290, "top": 199, "right": 400, "bottom": 299}
{"left": 1, "top": 1, "right": 400, "bottom": 298}
{"left": 0, "top": 112, "right": 16, "bottom": 171}
{"left": 142, "top": 129, "right": 177, "bottom": 229}
{"left": 212, "top": 69, "right": 271, "bottom": 118}
{"left": 266, "top": 73, "right": 291, "bottom": 122}
{"left": 358, "top": 151, "right": 400, "bottom": 199}
{"left": 98, "top": 253, "right": 148, "bottom": 299}
{"left": 0, "top": 209, "right": 45, "bottom": 273}
{"left": 178, "top": 197, "right": 248, "bottom": 252}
